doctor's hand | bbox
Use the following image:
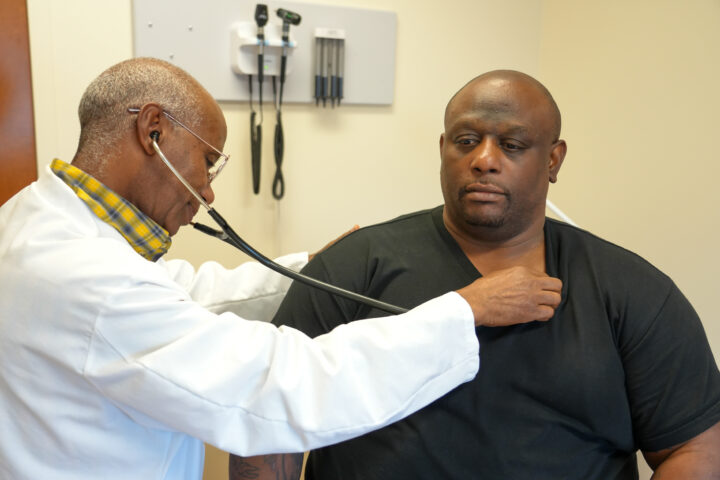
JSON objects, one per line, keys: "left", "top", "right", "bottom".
{"left": 309, "top": 225, "right": 360, "bottom": 261}
{"left": 456, "top": 266, "right": 562, "bottom": 327}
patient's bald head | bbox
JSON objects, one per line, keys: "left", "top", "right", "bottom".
{"left": 444, "top": 70, "right": 562, "bottom": 143}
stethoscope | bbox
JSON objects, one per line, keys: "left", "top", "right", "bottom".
{"left": 150, "top": 133, "right": 408, "bottom": 315}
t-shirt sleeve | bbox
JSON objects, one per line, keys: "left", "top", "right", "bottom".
{"left": 620, "top": 282, "right": 720, "bottom": 452}
{"left": 272, "top": 243, "right": 365, "bottom": 337}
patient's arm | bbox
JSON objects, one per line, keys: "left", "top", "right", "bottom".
{"left": 229, "top": 453, "right": 303, "bottom": 480}
{"left": 643, "top": 420, "right": 720, "bottom": 479}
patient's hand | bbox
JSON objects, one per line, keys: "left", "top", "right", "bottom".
{"left": 309, "top": 225, "right": 359, "bottom": 261}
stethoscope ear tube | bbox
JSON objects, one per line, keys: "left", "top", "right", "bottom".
{"left": 150, "top": 89, "right": 404, "bottom": 314}
{"left": 194, "top": 209, "right": 409, "bottom": 315}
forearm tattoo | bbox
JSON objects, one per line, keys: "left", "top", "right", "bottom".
{"left": 229, "top": 453, "right": 304, "bottom": 480}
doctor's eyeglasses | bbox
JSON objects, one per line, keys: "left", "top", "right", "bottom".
{"left": 127, "top": 107, "right": 229, "bottom": 183}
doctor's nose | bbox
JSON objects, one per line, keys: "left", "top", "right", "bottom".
{"left": 200, "top": 183, "right": 215, "bottom": 205}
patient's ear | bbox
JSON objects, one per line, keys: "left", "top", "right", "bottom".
{"left": 549, "top": 140, "right": 566, "bottom": 183}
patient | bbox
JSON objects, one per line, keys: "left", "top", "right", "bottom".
{"left": 230, "top": 70, "right": 720, "bottom": 480}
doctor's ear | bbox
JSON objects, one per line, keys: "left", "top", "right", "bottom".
{"left": 133, "top": 103, "right": 165, "bottom": 155}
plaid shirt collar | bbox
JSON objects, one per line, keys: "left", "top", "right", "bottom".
{"left": 51, "top": 159, "right": 171, "bottom": 262}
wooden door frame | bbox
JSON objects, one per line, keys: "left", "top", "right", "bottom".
{"left": 0, "top": 0, "right": 37, "bottom": 206}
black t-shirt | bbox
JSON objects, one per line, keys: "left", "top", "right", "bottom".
{"left": 272, "top": 206, "right": 720, "bottom": 480}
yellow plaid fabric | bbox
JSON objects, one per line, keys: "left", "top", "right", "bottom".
{"left": 51, "top": 159, "right": 171, "bottom": 261}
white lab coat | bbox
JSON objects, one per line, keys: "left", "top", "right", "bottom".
{"left": 0, "top": 166, "right": 479, "bottom": 479}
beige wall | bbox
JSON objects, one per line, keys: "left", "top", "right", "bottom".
{"left": 27, "top": 1, "right": 718, "bottom": 479}
{"left": 538, "top": 0, "right": 720, "bottom": 357}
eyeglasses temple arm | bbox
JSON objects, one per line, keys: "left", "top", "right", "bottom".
{"left": 152, "top": 138, "right": 210, "bottom": 210}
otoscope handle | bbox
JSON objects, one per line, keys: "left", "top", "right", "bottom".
{"left": 257, "top": 43, "right": 264, "bottom": 84}
{"left": 198, "top": 209, "right": 409, "bottom": 315}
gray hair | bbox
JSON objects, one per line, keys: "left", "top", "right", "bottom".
{"left": 76, "top": 57, "right": 206, "bottom": 160}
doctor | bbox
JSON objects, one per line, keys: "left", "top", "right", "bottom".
{"left": 0, "top": 58, "right": 562, "bottom": 479}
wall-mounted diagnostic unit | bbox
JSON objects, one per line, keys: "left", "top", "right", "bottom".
{"left": 131, "top": 0, "right": 397, "bottom": 105}
{"left": 132, "top": 0, "right": 396, "bottom": 198}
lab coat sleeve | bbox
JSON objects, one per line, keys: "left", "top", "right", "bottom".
{"left": 83, "top": 275, "right": 479, "bottom": 456}
{"left": 160, "top": 252, "right": 308, "bottom": 321}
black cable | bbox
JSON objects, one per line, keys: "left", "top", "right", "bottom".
{"left": 272, "top": 119, "right": 284, "bottom": 199}
{"left": 272, "top": 77, "right": 284, "bottom": 199}
{"left": 192, "top": 211, "right": 408, "bottom": 315}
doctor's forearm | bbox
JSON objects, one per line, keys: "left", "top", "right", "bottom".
{"left": 229, "top": 453, "right": 303, "bottom": 480}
